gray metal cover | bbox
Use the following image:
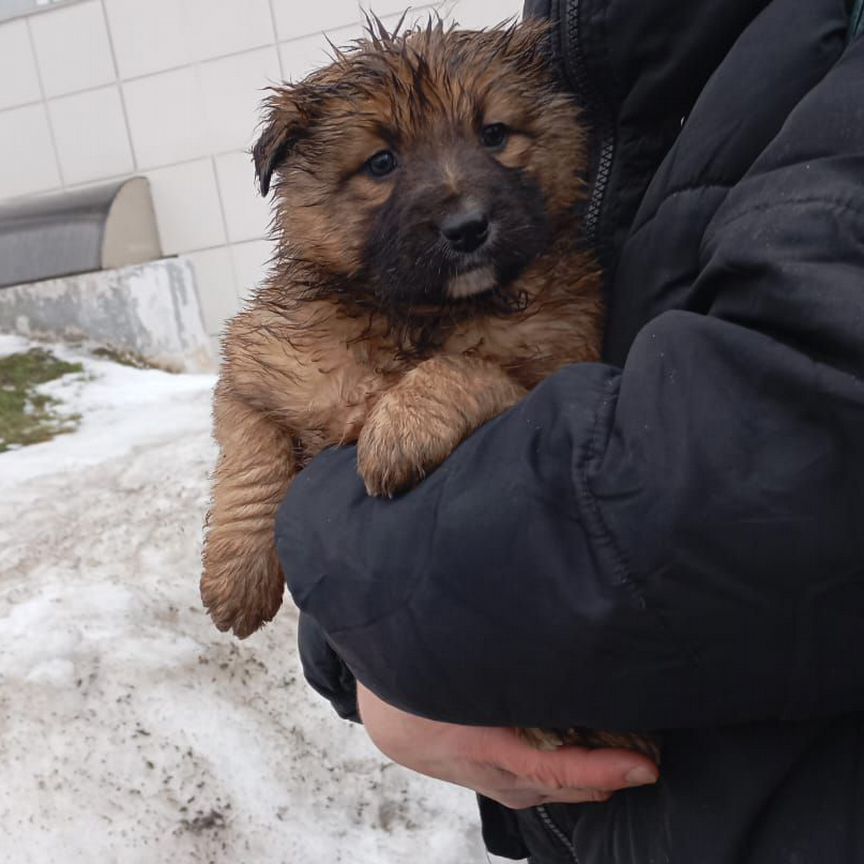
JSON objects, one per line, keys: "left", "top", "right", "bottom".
{"left": 0, "top": 177, "right": 162, "bottom": 289}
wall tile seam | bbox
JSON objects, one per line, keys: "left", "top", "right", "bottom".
{"left": 257, "top": 13, "right": 375, "bottom": 46}
{"left": 175, "top": 239, "right": 272, "bottom": 258}
{"left": 25, "top": 41, "right": 281, "bottom": 103}
{"left": 0, "top": 148, "right": 262, "bottom": 207}
{"left": 208, "top": 155, "right": 242, "bottom": 300}
{"left": 120, "top": 41, "right": 281, "bottom": 84}
{"left": 97, "top": 0, "right": 138, "bottom": 172}
{"left": 266, "top": 0, "right": 285, "bottom": 81}
{"left": 192, "top": 239, "right": 272, "bottom": 257}
{"left": 22, "top": 15, "right": 65, "bottom": 188}
{"left": 136, "top": 150, "right": 258, "bottom": 182}
{"left": 0, "top": 95, "right": 44, "bottom": 113}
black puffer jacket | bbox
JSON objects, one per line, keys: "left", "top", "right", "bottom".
{"left": 277, "top": 0, "right": 864, "bottom": 860}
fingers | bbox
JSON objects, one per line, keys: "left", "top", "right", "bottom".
{"left": 539, "top": 788, "right": 614, "bottom": 805}
{"left": 486, "top": 787, "right": 615, "bottom": 810}
{"left": 486, "top": 728, "right": 659, "bottom": 794}
{"left": 357, "top": 684, "right": 658, "bottom": 812}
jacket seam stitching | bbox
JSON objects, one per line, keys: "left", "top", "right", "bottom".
{"left": 576, "top": 378, "right": 704, "bottom": 672}
{"left": 701, "top": 195, "right": 864, "bottom": 262}
{"left": 629, "top": 180, "right": 736, "bottom": 238}
{"left": 709, "top": 195, "right": 864, "bottom": 234}
{"left": 574, "top": 376, "right": 642, "bottom": 594}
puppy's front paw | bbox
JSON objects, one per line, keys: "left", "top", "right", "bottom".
{"left": 201, "top": 535, "right": 284, "bottom": 639}
{"left": 356, "top": 356, "right": 525, "bottom": 498}
{"left": 356, "top": 397, "right": 456, "bottom": 497}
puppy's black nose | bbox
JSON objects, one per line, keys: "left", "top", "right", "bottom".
{"left": 441, "top": 210, "right": 489, "bottom": 253}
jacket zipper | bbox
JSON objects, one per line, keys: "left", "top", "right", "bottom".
{"left": 531, "top": 15, "right": 611, "bottom": 854}
{"left": 522, "top": 9, "right": 610, "bottom": 862}
{"left": 562, "top": 0, "right": 616, "bottom": 250}
{"left": 536, "top": 804, "right": 580, "bottom": 863}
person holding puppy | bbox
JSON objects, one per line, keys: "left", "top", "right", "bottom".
{"left": 277, "top": 0, "right": 864, "bottom": 861}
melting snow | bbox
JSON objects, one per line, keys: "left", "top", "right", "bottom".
{"left": 0, "top": 337, "right": 488, "bottom": 863}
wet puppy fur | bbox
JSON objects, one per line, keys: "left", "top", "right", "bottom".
{"left": 201, "top": 17, "right": 604, "bottom": 640}
{"left": 200, "top": 16, "right": 661, "bottom": 763}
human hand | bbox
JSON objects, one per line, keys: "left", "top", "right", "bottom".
{"left": 357, "top": 683, "right": 659, "bottom": 809}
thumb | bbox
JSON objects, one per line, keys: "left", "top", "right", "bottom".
{"left": 485, "top": 728, "right": 659, "bottom": 792}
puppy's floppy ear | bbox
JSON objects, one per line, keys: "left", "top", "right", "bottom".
{"left": 253, "top": 90, "right": 307, "bottom": 196}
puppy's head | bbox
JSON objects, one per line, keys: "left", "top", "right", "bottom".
{"left": 255, "top": 18, "right": 586, "bottom": 311}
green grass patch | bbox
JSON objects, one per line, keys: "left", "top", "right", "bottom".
{"left": 91, "top": 346, "right": 156, "bottom": 370}
{"left": 0, "top": 348, "right": 84, "bottom": 453}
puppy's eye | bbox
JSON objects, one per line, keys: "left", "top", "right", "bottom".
{"left": 480, "top": 123, "right": 509, "bottom": 149}
{"left": 366, "top": 150, "right": 398, "bottom": 178}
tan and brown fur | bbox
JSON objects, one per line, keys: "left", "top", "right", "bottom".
{"left": 200, "top": 18, "right": 654, "bottom": 760}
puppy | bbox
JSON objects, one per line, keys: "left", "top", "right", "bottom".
{"left": 201, "top": 18, "right": 655, "bottom": 760}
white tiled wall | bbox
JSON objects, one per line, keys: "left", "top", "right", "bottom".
{"left": 29, "top": 0, "right": 116, "bottom": 97}
{"left": 49, "top": 86, "right": 134, "bottom": 183}
{"left": 0, "top": 20, "right": 41, "bottom": 110}
{"left": 0, "top": 0, "right": 523, "bottom": 338}
{"left": 0, "top": 103, "right": 60, "bottom": 197}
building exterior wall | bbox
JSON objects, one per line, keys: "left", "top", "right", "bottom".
{"left": 0, "top": 258, "right": 215, "bottom": 372}
{"left": 0, "top": 0, "right": 523, "bottom": 339}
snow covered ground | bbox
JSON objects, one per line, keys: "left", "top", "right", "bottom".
{"left": 0, "top": 335, "right": 490, "bottom": 863}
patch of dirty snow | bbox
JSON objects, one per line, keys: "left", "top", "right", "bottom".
{"left": 0, "top": 338, "right": 488, "bottom": 863}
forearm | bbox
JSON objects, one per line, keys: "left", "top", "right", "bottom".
{"left": 282, "top": 37, "right": 864, "bottom": 731}
{"left": 281, "top": 363, "right": 689, "bottom": 730}
{"left": 281, "top": 315, "right": 864, "bottom": 731}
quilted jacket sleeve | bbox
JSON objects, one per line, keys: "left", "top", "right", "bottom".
{"left": 278, "top": 35, "right": 864, "bottom": 731}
